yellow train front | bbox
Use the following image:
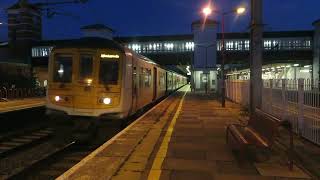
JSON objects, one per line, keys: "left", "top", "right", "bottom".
{"left": 46, "top": 38, "right": 187, "bottom": 121}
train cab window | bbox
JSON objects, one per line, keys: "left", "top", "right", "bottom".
{"left": 53, "top": 54, "right": 73, "bottom": 83}
{"left": 99, "top": 57, "right": 119, "bottom": 84}
{"left": 79, "top": 54, "right": 93, "bottom": 82}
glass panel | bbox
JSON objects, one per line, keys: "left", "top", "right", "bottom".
{"left": 79, "top": 54, "right": 93, "bottom": 82}
{"left": 53, "top": 54, "right": 73, "bottom": 83}
{"left": 99, "top": 57, "right": 119, "bottom": 84}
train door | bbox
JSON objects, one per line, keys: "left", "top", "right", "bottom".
{"left": 131, "top": 58, "right": 138, "bottom": 113}
{"left": 165, "top": 72, "right": 168, "bottom": 93}
{"left": 200, "top": 73, "right": 208, "bottom": 91}
{"left": 153, "top": 67, "right": 157, "bottom": 100}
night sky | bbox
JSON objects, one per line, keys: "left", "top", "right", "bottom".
{"left": 0, "top": 0, "right": 319, "bottom": 41}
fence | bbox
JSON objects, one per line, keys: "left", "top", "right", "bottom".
{"left": 0, "top": 87, "right": 46, "bottom": 100}
{"left": 224, "top": 79, "right": 320, "bottom": 145}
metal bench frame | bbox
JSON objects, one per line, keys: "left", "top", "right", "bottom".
{"left": 226, "top": 109, "right": 281, "bottom": 160}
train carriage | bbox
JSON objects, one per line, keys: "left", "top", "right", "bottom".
{"left": 46, "top": 37, "right": 186, "bottom": 121}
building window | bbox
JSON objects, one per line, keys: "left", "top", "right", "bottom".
{"left": 264, "top": 40, "right": 272, "bottom": 50}
{"left": 244, "top": 40, "right": 250, "bottom": 50}
{"left": 31, "top": 46, "right": 53, "bottom": 57}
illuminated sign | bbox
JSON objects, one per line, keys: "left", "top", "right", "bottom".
{"left": 186, "top": 66, "right": 191, "bottom": 75}
{"left": 101, "top": 54, "right": 120, "bottom": 58}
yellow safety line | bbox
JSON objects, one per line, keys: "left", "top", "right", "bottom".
{"left": 147, "top": 86, "right": 189, "bottom": 180}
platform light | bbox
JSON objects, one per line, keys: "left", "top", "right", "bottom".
{"left": 300, "top": 69, "right": 310, "bottom": 73}
{"left": 304, "top": 65, "right": 311, "bottom": 68}
{"left": 55, "top": 96, "right": 60, "bottom": 102}
{"left": 293, "top": 64, "right": 300, "bottom": 67}
{"left": 286, "top": 65, "right": 291, "bottom": 68}
{"left": 236, "top": 7, "right": 246, "bottom": 15}
{"left": 103, "top": 98, "right": 111, "bottom": 105}
{"left": 202, "top": 7, "right": 212, "bottom": 16}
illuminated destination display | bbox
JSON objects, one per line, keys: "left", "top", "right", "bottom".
{"left": 101, "top": 54, "right": 120, "bottom": 58}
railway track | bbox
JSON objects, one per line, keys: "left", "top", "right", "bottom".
{"left": 0, "top": 128, "right": 54, "bottom": 158}
{"left": 1, "top": 89, "right": 181, "bottom": 179}
{"left": 8, "top": 141, "right": 79, "bottom": 180}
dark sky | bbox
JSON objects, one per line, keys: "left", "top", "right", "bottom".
{"left": 0, "top": 0, "right": 319, "bottom": 41}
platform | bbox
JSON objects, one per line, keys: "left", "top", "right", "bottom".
{"left": 0, "top": 98, "right": 46, "bottom": 113}
{"left": 58, "top": 85, "right": 312, "bottom": 180}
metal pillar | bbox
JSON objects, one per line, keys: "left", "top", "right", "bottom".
{"left": 221, "top": 14, "right": 226, "bottom": 107}
{"left": 250, "top": 0, "right": 263, "bottom": 113}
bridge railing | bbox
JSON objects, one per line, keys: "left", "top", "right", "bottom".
{"left": 224, "top": 78, "right": 320, "bottom": 145}
{"left": 0, "top": 87, "right": 46, "bottom": 100}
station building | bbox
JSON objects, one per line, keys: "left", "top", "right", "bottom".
{"left": 0, "top": 0, "right": 319, "bottom": 90}
{"left": 30, "top": 27, "right": 317, "bottom": 91}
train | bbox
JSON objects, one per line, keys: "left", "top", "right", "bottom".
{"left": 45, "top": 37, "right": 187, "bottom": 121}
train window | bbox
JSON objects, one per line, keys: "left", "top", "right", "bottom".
{"left": 99, "top": 57, "right": 119, "bottom": 84}
{"left": 139, "top": 68, "right": 144, "bottom": 88}
{"left": 79, "top": 54, "right": 93, "bottom": 82}
{"left": 160, "top": 72, "right": 165, "bottom": 87}
{"left": 145, "top": 69, "right": 151, "bottom": 87}
{"left": 53, "top": 54, "right": 73, "bottom": 83}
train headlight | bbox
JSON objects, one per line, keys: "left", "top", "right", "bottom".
{"left": 55, "top": 96, "right": 60, "bottom": 102}
{"left": 103, "top": 98, "right": 111, "bottom": 105}
{"left": 54, "top": 96, "right": 69, "bottom": 102}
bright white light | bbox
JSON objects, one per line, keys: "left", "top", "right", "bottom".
{"left": 0, "top": 22, "right": 3, "bottom": 25}
{"left": 236, "top": 7, "right": 246, "bottom": 15}
{"left": 293, "top": 64, "right": 300, "bottom": 67}
{"left": 58, "top": 65, "right": 64, "bottom": 77}
{"left": 300, "top": 69, "right": 310, "bottom": 73}
{"left": 202, "top": 7, "right": 212, "bottom": 16}
{"left": 101, "top": 54, "right": 119, "bottom": 59}
{"left": 186, "top": 66, "right": 191, "bottom": 75}
{"left": 55, "top": 96, "right": 60, "bottom": 102}
{"left": 86, "top": 78, "right": 93, "bottom": 84}
{"left": 304, "top": 65, "right": 311, "bottom": 68}
{"left": 103, "top": 98, "right": 111, "bottom": 105}
{"left": 286, "top": 65, "right": 291, "bottom": 68}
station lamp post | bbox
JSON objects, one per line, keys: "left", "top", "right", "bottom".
{"left": 202, "top": 5, "right": 246, "bottom": 107}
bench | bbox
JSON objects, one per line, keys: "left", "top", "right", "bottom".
{"left": 226, "top": 109, "right": 281, "bottom": 161}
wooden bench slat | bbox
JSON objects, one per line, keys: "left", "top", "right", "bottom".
{"left": 226, "top": 109, "right": 281, "bottom": 162}
{"left": 244, "top": 127, "right": 269, "bottom": 147}
{"left": 228, "top": 125, "right": 249, "bottom": 144}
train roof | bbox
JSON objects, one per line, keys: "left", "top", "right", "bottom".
{"left": 124, "top": 48, "right": 186, "bottom": 76}
{"left": 50, "top": 37, "right": 125, "bottom": 52}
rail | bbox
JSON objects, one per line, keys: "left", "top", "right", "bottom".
{"left": 223, "top": 79, "right": 320, "bottom": 145}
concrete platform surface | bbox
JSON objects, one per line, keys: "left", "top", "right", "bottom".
{"left": 0, "top": 97, "right": 46, "bottom": 113}
{"left": 58, "top": 86, "right": 313, "bottom": 180}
